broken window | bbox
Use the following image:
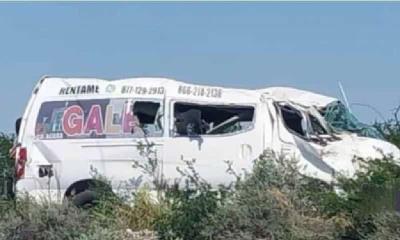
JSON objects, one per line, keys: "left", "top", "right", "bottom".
{"left": 277, "top": 104, "right": 307, "bottom": 137}
{"left": 308, "top": 114, "right": 328, "bottom": 136}
{"left": 132, "top": 101, "right": 163, "bottom": 137}
{"left": 173, "top": 102, "right": 254, "bottom": 136}
{"left": 35, "top": 99, "right": 163, "bottom": 139}
{"left": 322, "top": 101, "right": 383, "bottom": 139}
{"left": 277, "top": 103, "right": 339, "bottom": 146}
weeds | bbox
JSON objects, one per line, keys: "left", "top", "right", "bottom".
{"left": 0, "top": 133, "right": 14, "bottom": 200}
{"left": 154, "top": 158, "right": 227, "bottom": 240}
{"left": 375, "top": 106, "right": 400, "bottom": 148}
{"left": 201, "top": 152, "right": 346, "bottom": 240}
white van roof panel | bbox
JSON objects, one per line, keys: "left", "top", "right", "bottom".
{"left": 36, "top": 77, "right": 260, "bottom": 104}
{"left": 259, "top": 87, "right": 338, "bottom": 108}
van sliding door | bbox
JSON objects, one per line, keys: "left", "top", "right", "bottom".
{"left": 163, "top": 101, "right": 263, "bottom": 187}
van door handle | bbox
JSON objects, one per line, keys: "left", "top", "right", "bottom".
{"left": 240, "top": 144, "right": 252, "bottom": 160}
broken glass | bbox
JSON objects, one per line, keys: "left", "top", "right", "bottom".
{"left": 173, "top": 103, "right": 254, "bottom": 136}
{"left": 278, "top": 104, "right": 307, "bottom": 137}
{"left": 322, "top": 101, "right": 383, "bottom": 139}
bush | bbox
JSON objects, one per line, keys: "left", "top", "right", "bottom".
{"left": 0, "top": 196, "right": 91, "bottom": 240}
{"left": 154, "top": 158, "right": 227, "bottom": 240}
{"left": 375, "top": 108, "right": 400, "bottom": 148}
{"left": 112, "top": 186, "right": 163, "bottom": 232}
{"left": 314, "top": 157, "right": 400, "bottom": 239}
{"left": 0, "top": 133, "right": 14, "bottom": 200}
{"left": 0, "top": 194, "right": 151, "bottom": 240}
{"left": 201, "top": 152, "right": 347, "bottom": 240}
{"left": 365, "top": 211, "right": 400, "bottom": 240}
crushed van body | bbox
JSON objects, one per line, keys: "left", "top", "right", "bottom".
{"left": 12, "top": 76, "right": 400, "bottom": 203}
{"left": 260, "top": 86, "right": 400, "bottom": 181}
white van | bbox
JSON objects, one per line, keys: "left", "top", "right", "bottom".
{"left": 12, "top": 76, "right": 400, "bottom": 205}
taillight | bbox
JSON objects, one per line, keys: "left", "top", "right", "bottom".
{"left": 15, "top": 146, "right": 27, "bottom": 180}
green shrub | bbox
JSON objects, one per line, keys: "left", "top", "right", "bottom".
{"left": 112, "top": 186, "right": 163, "bottom": 232}
{"left": 0, "top": 194, "right": 139, "bottom": 240}
{"left": 0, "top": 133, "right": 14, "bottom": 200}
{"left": 364, "top": 211, "right": 400, "bottom": 240}
{"left": 375, "top": 110, "right": 400, "bottom": 148}
{"left": 154, "top": 158, "right": 227, "bottom": 240}
{"left": 201, "top": 152, "right": 347, "bottom": 240}
{"left": 317, "top": 157, "right": 400, "bottom": 239}
{"left": 0, "top": 195, "right": 89, "bottom": 240}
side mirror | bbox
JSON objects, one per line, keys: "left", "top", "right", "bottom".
{"left": 15, "top": 118, "right": 22, "bottom": 136}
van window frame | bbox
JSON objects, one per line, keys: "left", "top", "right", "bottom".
{"left": 34, "top": 97, "right": 164, "bottom": 140}
{"left": 306, "top": 113, "right": 329, "bottom": 136}
{"left": 275, "top": 102, "right": 309, "bottom": 140}
{"left": 275, "top": 101, "right": 335, "bottom": 144}
{"left": 169, "top": 99, "right": 257, "bottom": 138}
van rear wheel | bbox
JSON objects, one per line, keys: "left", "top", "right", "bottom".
{"left": 71, "top": 190, "right": 97, "bottom": 208}
{"left": 65, "top": 180, "right": 115, "bottom": 208}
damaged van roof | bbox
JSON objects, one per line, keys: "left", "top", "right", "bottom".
{"left": 41, "top": 77, "right": 338, "bottom": 107}
{"left": 259, "top": 87, "right": 338, "bottom": 108}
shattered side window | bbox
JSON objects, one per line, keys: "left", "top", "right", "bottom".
{"left": 133, "top": 101, "right": 163, "bottom": 137}
{"left": 278, "top": 104, "right": 307, "bottom": 137}
{"left": 322, "top": 101, "right": 383, "bottom": 139}
{"left": 308, "top": 114, "right": 328, "bottom": 135}
{"left": 173, "top": 102, "right": 254, "bottom": 136}
{"left": 35, "top": 99, "right": 163, "bottom": 139}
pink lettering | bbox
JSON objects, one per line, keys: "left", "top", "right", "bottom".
{"left": 62, "top": 105, "right": 84, "bottom": 136}
{"left": 84, "top": 105, "right": 104, "bottom": 135}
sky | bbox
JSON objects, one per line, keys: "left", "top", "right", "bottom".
{"left": 0, "top": 2, "right": 399, "bottom": 133}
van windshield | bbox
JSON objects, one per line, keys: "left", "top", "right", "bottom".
{"left": 322, "top": 101, "right": 383, "bottom": 139}
{"left": 35, "top": 99, "right": 163, "bottom": 139}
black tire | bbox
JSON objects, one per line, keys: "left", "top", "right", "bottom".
{"left": 71, "top": 190, "right": 98, "bottom": 207}
{"left": 65, "top": 180, "right": 117, "bottom": 208}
